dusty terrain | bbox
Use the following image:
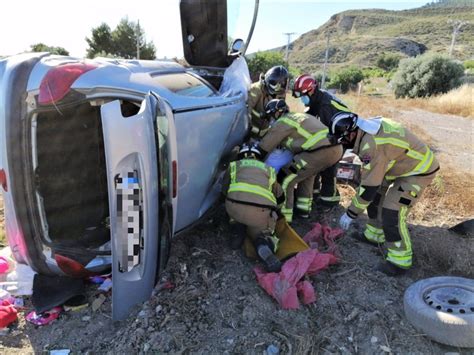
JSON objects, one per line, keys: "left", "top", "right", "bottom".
{"left": 0, "top": 105, "right": 473, "bottom": 354}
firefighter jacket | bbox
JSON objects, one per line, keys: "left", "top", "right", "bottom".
{"left": 347, "top": 118, "right": 440, "bottom": 218}
{"left": 306, "top": 89, "right": 351, "bottom": 127}
{"left": 259, "top": 112, "right": 333, "bottom": 155}
{"left": 222, "top": 159, "right": 284, "bottom": 209}
{"left": 248, "top": 81, "right": 285, "bottom": 137}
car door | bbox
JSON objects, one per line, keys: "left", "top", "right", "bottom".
{"left": 101, "top": 92, "right": 176, "bottom": 320}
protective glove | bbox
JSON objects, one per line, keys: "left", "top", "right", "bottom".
{"left": 339, "top": 212, "right": 355, "bottom": 231}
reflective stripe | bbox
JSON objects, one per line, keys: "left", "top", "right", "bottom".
{"left": 387, "top": 148, "right": 434, "bottom": 179}
{"left": 331, "top": 100, "right": 351, "bottom": 112}
{"left": 269, "top": 235, "right": 279, "bottom": 252}
{"left": 364, "top": 229, "right": 385, "bottom": 243}
{"left": 281, "top": 207, "right": 293, "bottom": 223}
{"left": 386, "top": 160, "right": 396, "bottom": 173}
{"left": 363, "top": 163, "right": 371, "bottom": 170}
{"left": 352, "top": 195, "right": 370, "bottom": 210}
{"left": 320, "top": 195, "right": 341, "bottom": 202}
{"left": 229, "top": 161, "right": 276, "bottom": 205}
{"left": 301, "top": 129, "right": 329, "bottom": 150}
{"left": 251, "top": 126, "right": 260, "bottom": 134}
{"left": 296, "top": 197, "right": 312, "bottom": 212}
{"left": 386, "top": 206, "right": 412, "bottom": 268}
{"left": 279, "top": 115, "right": 328, "bottom": 151}
{"left": 228, "top": 183, "right": 277, "bottom": 204}
{"left": 361, "top": 142, "right": 371, "bottom": 151}
{"left": 366, "top": 223, "right": 383, "bottom": 235}
{"left": 251, "top": 109, "right": 261, "bottom": 118}
{"left": 279, "top": 117, "right": 311, "bottom": 139}
{"left": 285, "top": 137, "right": 294, "bottom": 149}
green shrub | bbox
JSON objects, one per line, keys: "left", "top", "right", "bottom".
{"left": 246, "top": 52, "right": 288, "bottom": 81}
{"left": 376, "top": 53, "right": 401, "bottom": 72}
{"left": 464, "top": 60, "right": 474, "bottom": 70}
{"left": 328, "top": 67, "right": 364, "bottom": 93}
{"left": 362, "top": 67, "right": 386, "bottom": 79}
{"left": 392, "top": 54, "right": 464, "bottom": 98}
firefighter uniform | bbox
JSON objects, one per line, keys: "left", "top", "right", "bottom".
{"left": 348, "top": 118, "right": 439, "bottom": 269}
{"left": 248, "top": 81, "right": 284, "bottom": 139}
{"left": 259, "top": 112, "right": 343, "bottom": 223}
{"left": 222, "top": 158, "right": 284, "bottom": 250}
{"left": 306, "top": 89, "right": 351, "bottom": 204}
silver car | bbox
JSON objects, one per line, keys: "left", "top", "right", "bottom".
{"left": 0, "top": 0, "right": 257, "bottom": 319}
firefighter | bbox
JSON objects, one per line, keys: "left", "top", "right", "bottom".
{"left": 257, "top": 99, "right": 343, "bottom": 223}
{"left": 248, "top": 65, "right": 289, "bottom": 139}
{"left": 328, "top": 112, "right": 440, "bottom": 276}
{"left": 222, "top": 143, "right": 284, "bottom": 272}
{"left": 292, "top": 74, "right": 351, "bottom": 207}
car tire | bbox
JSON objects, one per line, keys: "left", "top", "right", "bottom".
{"left": 403, "top": 276, "right": 474, "bottom": 348}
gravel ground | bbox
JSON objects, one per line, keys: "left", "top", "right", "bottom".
{"left": 0, "top": 108, "right": 473, "bottom": 354}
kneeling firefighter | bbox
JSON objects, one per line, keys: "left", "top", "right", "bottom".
{"left": 329, "top": 113, "right": 440, "bottom": 276}
{"left": 222, "top": 144, "right": 284, "bottom": 272}
{"left": 257, "top": 99, "right": 343, "bottom": 223}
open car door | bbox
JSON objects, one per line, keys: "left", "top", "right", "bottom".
{"left": 101, "top": 92, "right": 176, "bottom": 320}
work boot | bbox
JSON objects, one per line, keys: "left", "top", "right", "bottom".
{"left": 256, "top": 244, "right": 282, "bottom": 273}
{"left": 375, "top": 261, "right": 407, "bottom": 276}
{"left": 350, "top": 232, "right": 381, "bottom": 248}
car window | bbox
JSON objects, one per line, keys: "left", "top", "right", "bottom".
{"left": 151, "top": 73, "right": 215, "bottom": 97}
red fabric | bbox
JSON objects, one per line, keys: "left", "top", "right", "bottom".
{"left": 303, "top": 223, "right": 344, "bottom": 257}
{"left": 0, "top": 305, "right": 18, "bottom": 328}
{"left": 254, "top": 224, "right": 342, "bottom": 309}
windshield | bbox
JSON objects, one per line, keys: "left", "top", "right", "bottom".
{"left": 151, "top": 73, "right": 215, "bottom": 97}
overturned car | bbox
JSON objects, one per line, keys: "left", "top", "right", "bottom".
{"left": 0, "top": 0, "right": 256, "bottom": 319}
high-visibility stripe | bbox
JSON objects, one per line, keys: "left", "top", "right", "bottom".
{"left": 281, "top": 207, "right": 293, "bottom": 223}
{"left": 386, "top": 148, "right": 434, "bottom": 179}
{"left": 284, "top": 137, "right": 294, "bottom": 149}
{"left": 228, "top": 183, "right": 277, "bottom": 204}
{"left": 230, "top": 161, "right": 237, "bottom": 181}
{"left": 301, "top": 129, "right": 329, "bottom": 150}
{"left": 361, "top": 142, "right": 371, "bottom": 151}
{"left": 251, "top": 126, "right": 260, "bottom": 134}
{"left": 238, "top": 159, "right": 268, "bottom": 170}
{"left": 352, "top": 195, "right": 370, "bottom": 210}
{"left": 331, "top": 100, "right": 351, "bottom": 112}
{"left": 366, "top": 223, "right": 383, "bottom": 235}
{"left": 399, "top": 206, "right": 412, "bottom": 251}
{"left": 279, "top": 117, "right": 311, "bottom": 139}
{"left": 251, "top": 109, "right": 261, "bottom": 118}
{"left": 364, "top": 229, "right": 385, "bottom": 243}
{"left": 320, "top": 195, "right": 341, "bottom": 202}
{"left": 386, "top": 206, "right": 412, "bottom": 268}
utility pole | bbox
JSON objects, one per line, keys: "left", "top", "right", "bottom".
{"left": 321, "top": 31, "right": 331, "bottom": 90}
{"left": 283, "top": 32, "right": 296, "bottom": 62}
{"left": 136, "top": 20, "right": 141, "bottom": 60}
{"left": 448, "top": 19, "right": 468, "bottom": 57}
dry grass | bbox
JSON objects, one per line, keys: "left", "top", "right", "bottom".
{"left": 340, "top": 85, "right": 473, "bottom": 119}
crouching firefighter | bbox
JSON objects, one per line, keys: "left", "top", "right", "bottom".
{"left": 329, "top": 113, "right": 440, "bottom": 276}
{"left": 222, "top": 144, "right": 285, "bottom": 272}
{"left": 257, "top": 99, "right": 343, "bottom": 223}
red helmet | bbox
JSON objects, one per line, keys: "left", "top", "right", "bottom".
{"left": 292, "top": 74, "right": 318, "bottom": 97}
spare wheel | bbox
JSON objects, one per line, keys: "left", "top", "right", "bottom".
{"left": 404, "top": 276, "right": 474, "bottom": 348}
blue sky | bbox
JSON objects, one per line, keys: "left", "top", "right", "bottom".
{"left": 1, "top": 0, "right": 428, "bottom": 58}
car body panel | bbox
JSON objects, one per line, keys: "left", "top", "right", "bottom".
{"left": 180, "top": 0, "right": 229, "bottom": 68}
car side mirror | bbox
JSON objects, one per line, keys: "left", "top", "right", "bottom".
{"left": 228, "top": 39, "right": 244, "bottom": 57}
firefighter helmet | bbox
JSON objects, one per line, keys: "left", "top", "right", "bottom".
{"left": 264, "top": 99, "right": 289, "bottom": 120}
{"left": 292, "top": 74, "right": 318, "bottom": 97}
{"left": 238, "top": 143, "right": 262, "bottom": 160}
{"left": 263, "top": 66, "right": 289, "bottom": 96}
{"left": 328, "top": 112, "right": 358, "bottom": 145}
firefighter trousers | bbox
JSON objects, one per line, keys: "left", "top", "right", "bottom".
{"left": 225, "top": 199, "right": 279, "bottom": 248}
{"left": 363, "top": 172, "right": 437, "bottom": 269}
{"left": 313, "top": 164, "right": 341, "bottom": 205}
{"left": 281, "top": 145, "right": 343, "bottom": 223}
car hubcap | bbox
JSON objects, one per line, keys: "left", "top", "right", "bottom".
{"left": 424, "top": 286, "right": 474, "bottom": 314}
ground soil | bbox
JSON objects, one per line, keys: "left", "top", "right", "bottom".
{"left": 0, "top": 107, "right": 473, "bottom": 354}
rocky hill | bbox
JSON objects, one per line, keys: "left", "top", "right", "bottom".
{"left": 277, "top": 1, "right": 473, "bottom": 72}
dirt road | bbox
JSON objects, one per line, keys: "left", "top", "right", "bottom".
{"left": 0, "top": 107, "right": 472, "bottom": 354}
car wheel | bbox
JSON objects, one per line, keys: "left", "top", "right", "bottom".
{"left": 403, "top": 276, "right": 474, "bottom": 348}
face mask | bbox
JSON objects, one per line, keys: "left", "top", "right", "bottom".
{"left": 300, "top": 95, "right": 310, "bottom": 106}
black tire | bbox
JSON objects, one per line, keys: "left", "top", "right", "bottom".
{"left": 403, "top": 276, "right": 474, "bottom": 348}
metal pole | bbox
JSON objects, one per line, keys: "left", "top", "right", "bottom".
{"left": 136, "top": 20, "right": 141, "bottom": 60}
{"left": 283, "top": 32, "right": 296, "bottom": 62}
{"left": 321, "top": 32, "right": 330, "bottom": 89}
{"left": 242, "top": 0, "right": 260, "bottom": 56}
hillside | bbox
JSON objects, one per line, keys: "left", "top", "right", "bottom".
{"left": 280, "top": 2, "right": 473, "bottom": 72}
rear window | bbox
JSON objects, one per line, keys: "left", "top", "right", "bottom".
{"left": 152, "top": 73, "right": 215, "bottom": 97}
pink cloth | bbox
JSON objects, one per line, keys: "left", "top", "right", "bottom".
{"left": 0, "top": 257, "right": 9, "bottom": 274}
{"left": 254, "top": 224, "right": 343, "bottom": 309}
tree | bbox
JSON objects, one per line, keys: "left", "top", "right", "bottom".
{"left": 85, "top": 18, "right": 156, "bottom": 59}
{"left": 86, "top": 23, "right": 114, "bottom": 58}
{"left": 327, "top": 67, "right": 364, "bottom": 93}
{"left": 392, "top": 54, "right": 464, "bottom": 98}
{"left": 30, "top": 43, "right": 69, "bottom": 56}
{"left": 376, "top": 53, "right": 402, "bottom": 72}
{"left": 246, "top": 52, "right": 288, "bottom": 81}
